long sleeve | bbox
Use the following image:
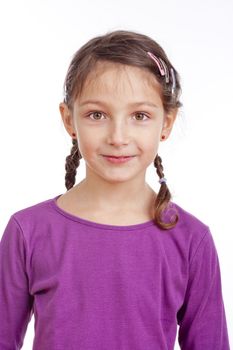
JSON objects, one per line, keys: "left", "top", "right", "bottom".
{"left": 0, "top": 216, "right": 34, "bottom": 349}
{"left": 177, "top": 228, "right": 230, "bottom": 349}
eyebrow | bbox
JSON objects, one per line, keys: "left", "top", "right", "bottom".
{"left": 79, "top": 100, "right": 159, "bottom": 109}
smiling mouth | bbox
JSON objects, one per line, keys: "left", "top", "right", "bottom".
{"left": 102, "top": 155, "right": 135, "bottom": 158}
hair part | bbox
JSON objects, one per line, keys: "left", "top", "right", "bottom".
{"left": 63, "top": 30, "right": 182, "bottom": 230}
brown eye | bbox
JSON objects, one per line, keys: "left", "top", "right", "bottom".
{"left": 88, "top": 111, "right": 105, "bottom": 120}
{"left": 134, "top": 112, "right": 150, "bottom": 121}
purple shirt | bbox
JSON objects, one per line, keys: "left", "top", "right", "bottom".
{"left": 0, "top": 194, "right": 230, "bottom": 349}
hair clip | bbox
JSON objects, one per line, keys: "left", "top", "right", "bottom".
{"left": 63, "top": 85, "right": 68, "bottom": 103}
{"left": 147, "top": 51, "right": 176, "bottom": 95}
{"left": 158, "top": 58, "right": 170, "bottom": 84}
{"left": 147, "top": 52, "right": 166, "bottom": 76}
{"left": 147, "top": 51, "right": 169, "bottom": 83}
{"left": 170, "top": 68, "right": 176, "bottom": 95}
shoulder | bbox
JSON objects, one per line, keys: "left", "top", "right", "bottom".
{"left": 13, "top": 196, "right": 55, "bottom": 218}
{"left": 170, "top": 200, "right": 209, "bottom": 232}
{"left": 10, "top": 195, "right": 58, "bottom": 236}
{"left": 1, "top": 196, "right": 59, "bottom": 253}
{"left": 166, "top": 201, "right": 212, "bottom": 260}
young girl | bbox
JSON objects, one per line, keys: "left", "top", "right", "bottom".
{"left": 0, "top": 30, "right": 230, "bottom": 349}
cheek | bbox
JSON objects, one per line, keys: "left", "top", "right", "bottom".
{"left": 77, "top": 131, "right": 99, "bottom": 158}
{"left": 139, "top": 131, "right": 160, "bottom": 148}
{"left": 139, "top": 134, "right": 160, "bottom": 161}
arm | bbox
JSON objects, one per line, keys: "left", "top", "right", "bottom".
{"left": 0, "top": 216, "right": 34, "bottom": 349}
{"left": 177, "top": 228, "right": 230, "bottom": 349}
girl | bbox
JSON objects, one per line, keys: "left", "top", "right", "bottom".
{"left": 0, "top": 30, "right": 230, "bottom": 349}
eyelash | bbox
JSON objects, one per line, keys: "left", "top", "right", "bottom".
{"left": 85, "top": 111, "right": 150, "bottom": 121}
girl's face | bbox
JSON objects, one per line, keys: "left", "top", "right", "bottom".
{"left": 60, "top": 61, "right": 177, "bottom": 185}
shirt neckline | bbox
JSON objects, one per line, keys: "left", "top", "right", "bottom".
{"left": 50, "top": 194, "right": 156, "bottom": 231}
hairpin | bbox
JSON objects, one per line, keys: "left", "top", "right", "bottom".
{"left": 147, "top": 51, "right": 176, "bottom": 93}
{"left": 158, "top": 58, "right": 170, "bottom": 84}
{"left": 147, "top": 51, "right": 169, "bottom": 82}
{"left": 170, "top": 68, "right": 176, "bottom": 95}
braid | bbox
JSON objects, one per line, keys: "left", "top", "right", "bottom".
{"left": 65, "top": 139, "right": 82, "bottom": 191}
{"left": 153, "top": 154, "right": 178, "bottom": 229}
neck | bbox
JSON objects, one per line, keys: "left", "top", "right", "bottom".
{"left": 72, "top": 177, "right": 156, "bottom": 214}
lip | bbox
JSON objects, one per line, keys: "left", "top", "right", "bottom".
{"left": 102, "top": 155, "right": 134, "bottom": 158}
{"left": 102, "top": 155, "right": 135, "bottom": 164}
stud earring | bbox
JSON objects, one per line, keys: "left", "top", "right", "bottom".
{"left": 72, "top": 132, "right": 76, "bottom": 138}
{"left": 161, "top": 135, "right": 166, "bottom": 140}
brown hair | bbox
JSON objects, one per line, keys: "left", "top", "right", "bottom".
{"left": 62, "top": 29, "right": 183, "bottom": 230}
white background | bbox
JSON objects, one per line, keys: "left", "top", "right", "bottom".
{"left": 0, "top": 0, "right": 232, "bottom": 348}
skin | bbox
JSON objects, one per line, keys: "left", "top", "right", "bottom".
{"left": 58, "top": 61, "right": 178, "bottom": 224}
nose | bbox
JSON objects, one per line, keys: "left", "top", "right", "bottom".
{"left": 106, "top": 119, "right": 130, "bottom": 146}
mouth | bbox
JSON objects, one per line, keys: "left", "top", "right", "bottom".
{"left": 102, "top": 155, "right": 135, "bottom": 158}
{"left": 101, "top": 155, "right": 136, "bottom": 163}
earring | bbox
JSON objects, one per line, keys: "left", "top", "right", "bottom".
{"left": 72, "top": 132, "right": 76, "bottom": 138}
{"left": 161, "top": 135, "right": 166, "bottom": 140}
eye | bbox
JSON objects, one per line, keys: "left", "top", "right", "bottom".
{"left": 133, "top": 112, "right": 150, "bottom": 121}
{"left": 87, "top": 111, "right": 106, "bottom": 120}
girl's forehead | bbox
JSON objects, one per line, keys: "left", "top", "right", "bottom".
{"left": 86, "top": 61, "right": 159, "bottom": 86}
{"left": 79, "top": 61, "right": 162, "bottom": 101}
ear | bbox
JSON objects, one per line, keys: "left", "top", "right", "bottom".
{"left": 59, "top": 102, "right": 76, "bottom": 138}
{"left": 161, "top": 108, "right": 178, "bottom": 139}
